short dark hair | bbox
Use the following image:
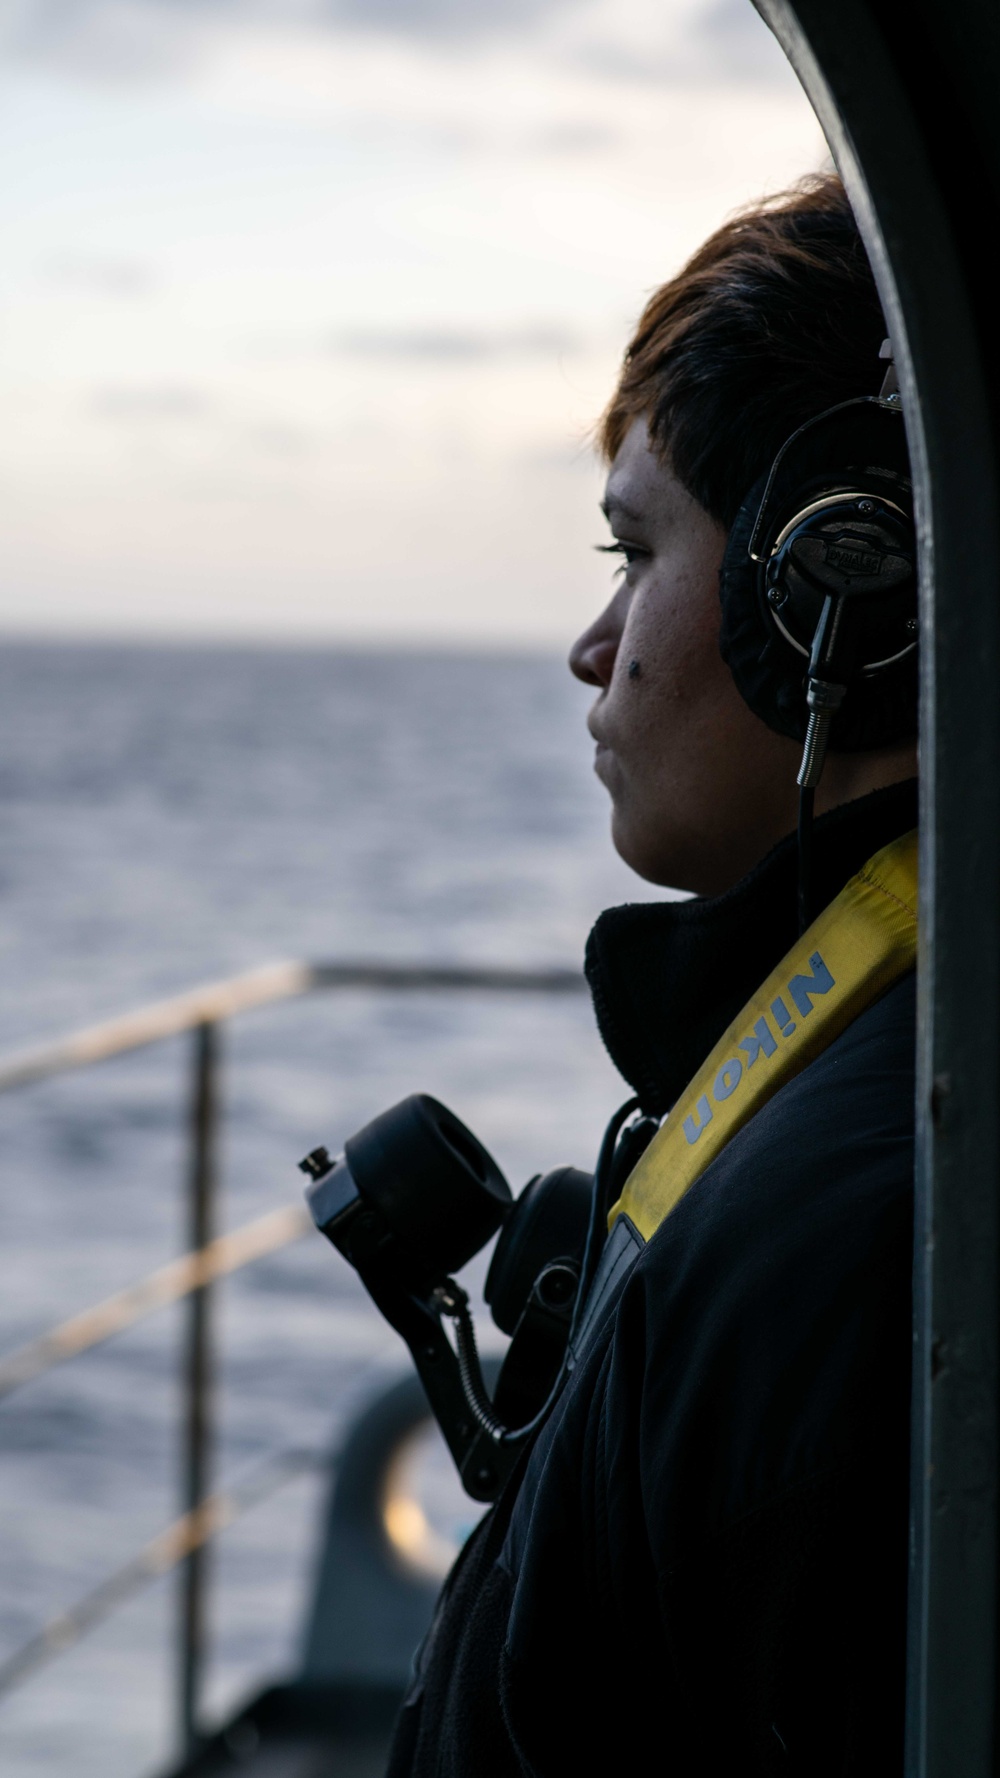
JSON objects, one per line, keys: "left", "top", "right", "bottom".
{"left": 599, "top": 173, "right": 889, "bottom": 527}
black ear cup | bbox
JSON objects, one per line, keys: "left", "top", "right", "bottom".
{"left": 484, "top": 1166, "right": 593, "bottom": 1336}
{"left": 341, "top": 1093, "right": 512, "bottom": 1281}
{"left": 719, "top": 398, "right": 918, "bottom": 752}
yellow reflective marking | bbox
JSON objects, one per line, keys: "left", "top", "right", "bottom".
{"left": 608, "top": 830, "right": 918, "bottom": 1244}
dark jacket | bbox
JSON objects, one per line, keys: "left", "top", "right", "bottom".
{"left": 388, "top": 781, "right": 918, "bottom": 1778}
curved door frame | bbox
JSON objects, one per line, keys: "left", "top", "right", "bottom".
{"left": 754, "top": 3, "right": 1000, "bottom": 1772}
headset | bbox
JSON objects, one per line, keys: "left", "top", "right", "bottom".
{"left": 718, "top": 341, "right": 918, "bottom": 928}
{"left": 302, "top": 344, "right": 919, "bottom": 1502}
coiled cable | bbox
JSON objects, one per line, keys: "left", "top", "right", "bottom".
{"left": 435, "top": 1094, "right": 640, "bottom": 1448}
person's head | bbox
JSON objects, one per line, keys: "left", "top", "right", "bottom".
{"left": 570, "top": 172, "right": 918, "bottom": 895}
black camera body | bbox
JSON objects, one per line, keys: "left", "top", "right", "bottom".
{"left": 302, "top": 1094, "right": 593, "bottom": 1502}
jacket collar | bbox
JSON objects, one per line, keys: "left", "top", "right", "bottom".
{"left": 584, "top": 779, "right": 919, "bottom": 1118}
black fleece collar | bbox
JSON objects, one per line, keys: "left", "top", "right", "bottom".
{"left": 584, "top": 779, "right": 919, "bottom": 1118}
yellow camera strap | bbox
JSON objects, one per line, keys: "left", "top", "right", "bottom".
{"left": 607, "top": 828, "right": 918, "bottom": 1245}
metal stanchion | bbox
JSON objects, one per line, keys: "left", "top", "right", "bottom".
{"left": 0, "top": 957, "right": 588, "bottom": 1751}
{"left": 178, "top": 1021, "right": 219, "bottom": 1757}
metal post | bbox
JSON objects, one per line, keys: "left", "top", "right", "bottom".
{"left": 178, "top": 1021, "right": 219, "bottom": 1757}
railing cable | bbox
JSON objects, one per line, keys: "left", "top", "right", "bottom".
{"left": 0, "top": 1204, "right": 312, "bottom": 1402}
{"left": 0, "top": 1448, "right": 326, "bottom": 1702}
{"left": 0, "top": 954, "right": 587, "bottom": 1743}
{"left": 0, "top": 959, "right": 585, "bottom": 1094}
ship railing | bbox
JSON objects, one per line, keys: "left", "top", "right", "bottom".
{"left": 0, "top": 959, "right": 586, "bottom": 1759}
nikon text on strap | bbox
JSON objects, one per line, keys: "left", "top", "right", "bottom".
{"left": 608, "top": 829, "right": 918, "bottom": 1245}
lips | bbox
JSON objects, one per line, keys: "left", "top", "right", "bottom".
{"left": 587, "top": 699, "right": 614, "bottom": 785}
{"left": 592, "top": 742, "right": 613, "bottom": 792}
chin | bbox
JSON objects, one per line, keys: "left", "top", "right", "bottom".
{"left": 611, "top": 809, "right": 683, "bottom": 890}
{"left": 610, "top": 808, "right": 728, "bottom": 897}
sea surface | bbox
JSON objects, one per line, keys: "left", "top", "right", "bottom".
{"left": 0, "top": 641, "right": 663, "bottom": 1778}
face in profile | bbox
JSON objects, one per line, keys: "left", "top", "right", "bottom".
{"left": 569, "top": 417, "right": 803, "bottom": 897}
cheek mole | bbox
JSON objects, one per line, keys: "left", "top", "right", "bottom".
{"left": 628, "top": 659, "right": 642, "bottom": 681}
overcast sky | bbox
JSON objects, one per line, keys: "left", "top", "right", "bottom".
{"left": 0, "top": 0, "right": 825, "bottom": 645}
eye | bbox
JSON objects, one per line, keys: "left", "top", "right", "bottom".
{"left": 595, "top": 540, "right": 649, "bottom": 575}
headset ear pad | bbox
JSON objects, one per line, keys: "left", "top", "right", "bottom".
{"left": 718, "top": 399, "right": 919, "bottom": 752}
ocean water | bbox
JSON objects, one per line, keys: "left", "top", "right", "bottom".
{"left": 0, "top": 641, "right": 663, "bottom": 1778}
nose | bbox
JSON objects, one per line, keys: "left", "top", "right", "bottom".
{"left": 569, "top": 596, "right": 622, "bottom": 689}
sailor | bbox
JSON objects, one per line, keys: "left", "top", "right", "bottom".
{"left": 387, "top": 172, "right": 918, "bottom": 1775}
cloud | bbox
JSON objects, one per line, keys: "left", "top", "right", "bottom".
{"left": 0, "top": 0, "right": 792, "bottom": 90}
{"left": 332, "top": 323, "right": 581, "bottom": 362}
{"left": 88, "top": 384, "right": 211, "bottom": 419}
{"left": 0, "top": 0, "right": 205, "bottom": 80}
{"left": 84, "top": 385, "right": 317, "bottom": 460}
{"left": 41, "top": 253, "right": 157, "bottom": 297}
{"left": 0, "top": 0, "right": 575, "bottom": 82}
{"left": 562, "top": 0, "right": 794, "bottom": 89}
{"left": 242, "top": 420, "right": 314, "bottom": 458}
{"left": 692, "top": 0, "right": 790, "bottom": 81}
{"left": 320, "top": 0, "right": 566, "bottom": 38}
{"left": 531, "top": 120, "right": 621, "bottom": 155}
